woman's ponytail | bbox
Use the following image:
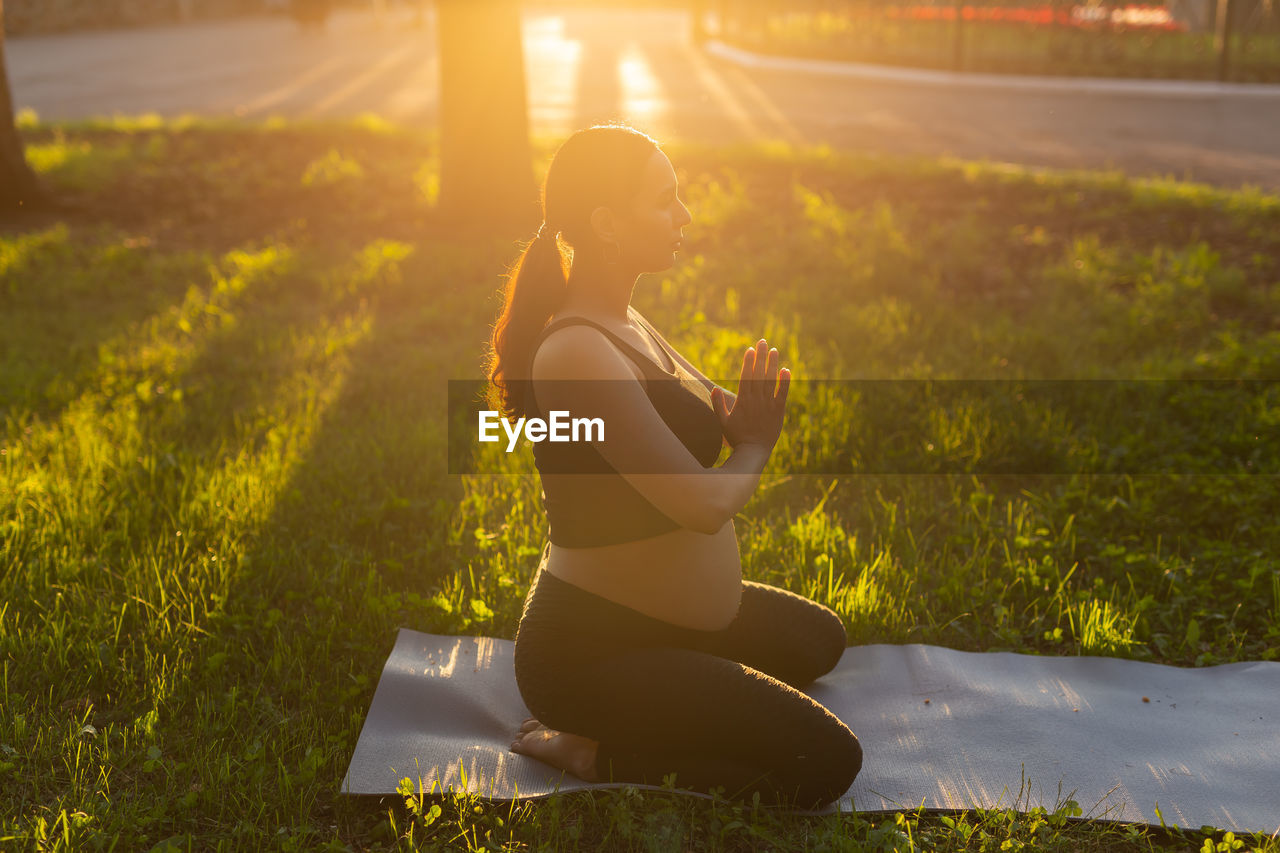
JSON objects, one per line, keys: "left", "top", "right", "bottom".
{"left": 486, "top": 228, "right": 569, "bottom": 418}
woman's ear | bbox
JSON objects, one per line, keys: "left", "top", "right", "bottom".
{"left": 588, "top": 205, "right": 618, "bottom": 244}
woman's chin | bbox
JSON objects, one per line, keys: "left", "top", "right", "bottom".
{"left": 641, "top": 259, "right": 676, "bottom": 275}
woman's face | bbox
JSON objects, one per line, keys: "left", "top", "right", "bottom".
{"left": 616, "top": 150, "right": 693, "bottom": 273}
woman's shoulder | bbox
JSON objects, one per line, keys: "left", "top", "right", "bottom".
{"left": 531, "top": 321, "right": 638, "bottom": 383}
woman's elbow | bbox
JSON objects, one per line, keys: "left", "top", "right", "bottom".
{"left": 680, "top": 501, "right": 732, "bottom": 536}
{"left": 699, "top": 517, "right": 731, "bottom": 536}
{"left": 680, "top": 518, "right": 727, "bottom": 536}
{"left": 648, "top": 476, "right": 737, "bottom": 535}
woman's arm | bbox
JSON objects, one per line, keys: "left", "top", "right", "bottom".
{"left": 532, "top": 327, "right": 783, "bottom": 535}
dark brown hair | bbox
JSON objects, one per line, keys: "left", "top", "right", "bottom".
{"left": 485, "top": 124, "right": 660, "bottom": 418}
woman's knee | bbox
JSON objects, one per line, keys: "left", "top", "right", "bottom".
{"left": 796, "top": 726, "right": 862, "bottom": 808}
{"left": 787, "top": 599, "right": 848, "bottom": 685}
{"left": 835, "top": 727, "right": 863, "bottom": 789}
{"left": 731, "top": 582, "right": 848, "bottom": 686}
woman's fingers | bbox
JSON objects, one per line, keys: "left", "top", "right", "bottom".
{"left": 739, "top": 341, "right": 788, "bottom": 404}
{"left": 774, "top": 367, "right": 791, "bottom": 409}
{"left": 740, "top": 342, "right": 787, "bottom": 403}
{"left": 711, "top": 386, "right": 730, "bottom": 423}
{"left": 740, "top": 346, "right": 758, "bottom": 405}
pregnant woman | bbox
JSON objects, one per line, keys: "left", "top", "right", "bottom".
{"left": 487, "top": 124, "right": 862, "bottom": 809}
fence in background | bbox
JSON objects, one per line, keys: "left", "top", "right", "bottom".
{"left": 697, "top": 0, "right": 1280, "bottom": 81}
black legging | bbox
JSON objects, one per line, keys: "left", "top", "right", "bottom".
{"left": 512, "top": 549, "right": 863, "bottom": 810}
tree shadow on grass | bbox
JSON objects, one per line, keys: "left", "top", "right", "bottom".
{"left": 153, "top": 222, "right": 541, "bottom": 839}
{"left": 0, "top": 220, "right": 209, "bottom": 423}
{"left": 1, "top": 119, "right": 554, "bottom": 845}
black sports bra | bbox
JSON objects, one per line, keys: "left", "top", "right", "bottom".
{"left": 527, "top": 311, "right": 724, "bottom": 548}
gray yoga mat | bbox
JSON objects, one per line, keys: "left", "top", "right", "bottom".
{"left": 341, "top": 628, "right": 1280, "bottom": 834}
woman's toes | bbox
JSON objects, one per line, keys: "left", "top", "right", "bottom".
{"left": 520, "top": 718, "right": 541, "bottom": 733}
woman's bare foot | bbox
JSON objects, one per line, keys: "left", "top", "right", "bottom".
{"left": 509, "top": 717, "right": 600, "bottom": 782}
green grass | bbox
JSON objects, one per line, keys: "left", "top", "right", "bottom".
{"left": 2, "top": 117, "right": 1279, "bottom": 851}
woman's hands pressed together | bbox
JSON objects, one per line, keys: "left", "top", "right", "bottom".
{"left": 712, "top": 339, "right": 791, "bottom": 450}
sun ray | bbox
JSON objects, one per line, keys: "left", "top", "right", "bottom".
{"left": 617, "top": 41, "right": 665, "bottom": 122}
{"left": 236, "top": 55, "right": 348, "bottom": 117}
{"left": 712, "top": 54, "right": 808, "bottom": 146}
{"left": 523, "top": 14, "right": 583, "bottom": 130}
{"left": 306, "top": 41, "right": 418, "bottom": 117}
{"left": 678, "top": 41, "right": 765, "bottom": 140}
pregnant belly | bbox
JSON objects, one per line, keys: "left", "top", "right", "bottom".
{"left": 543, "top": 521, "right": 743, "bottom": 631}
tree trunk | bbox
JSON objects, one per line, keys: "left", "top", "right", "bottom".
{"left": 435, "top": 0, "right": 538, "bottom": 232}
{"left": 0, "top": 0, "right": 49, "bottom": 214}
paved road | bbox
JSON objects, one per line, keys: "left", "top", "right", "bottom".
{"left": 8, "top": 5, "right": 1279, "bottom": 191}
